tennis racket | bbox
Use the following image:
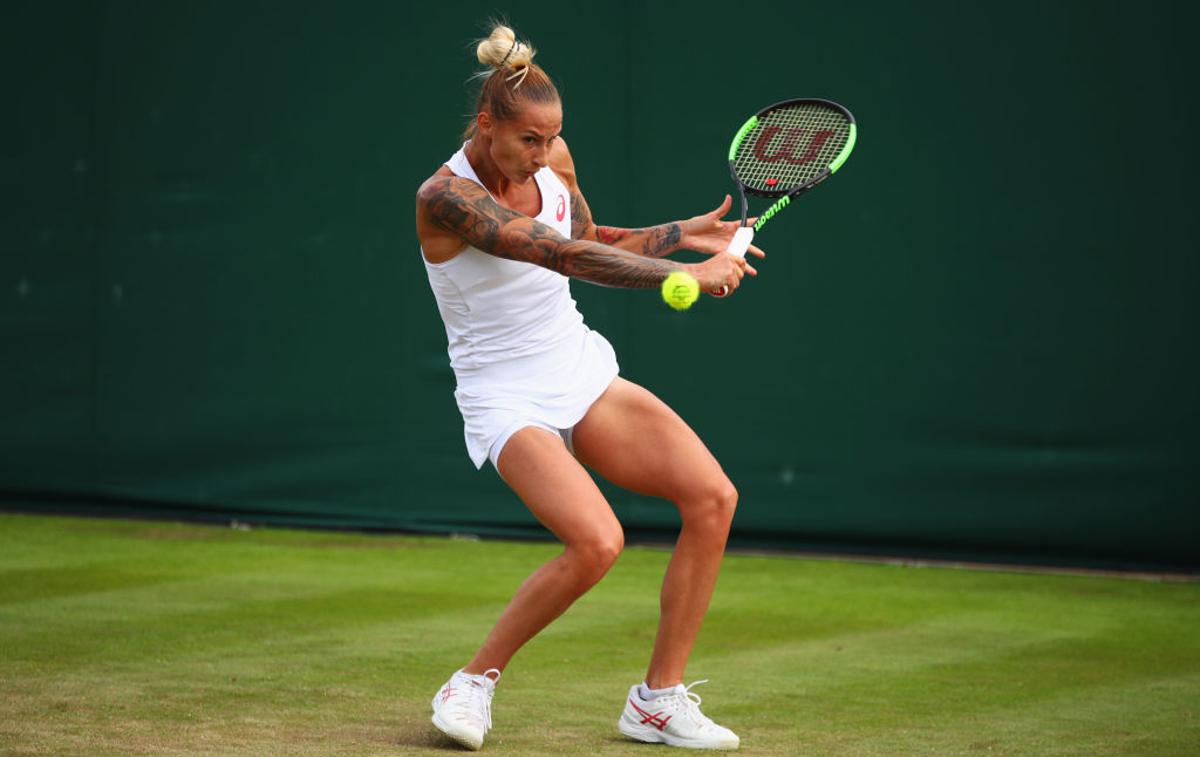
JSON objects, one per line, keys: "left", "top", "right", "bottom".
{"left": 715, "top": 98, "right": 857, "bottom": 296}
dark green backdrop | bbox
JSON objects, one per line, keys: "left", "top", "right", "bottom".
{"left": 3, "top": 1, "right": 1197, "bottom": 568}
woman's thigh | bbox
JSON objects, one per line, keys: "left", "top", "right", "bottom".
{"left": 496, "top": 425, "right": 622, "bottom": 546}
{"left": 572, "top": 377, "right": 732, "bottom": 503}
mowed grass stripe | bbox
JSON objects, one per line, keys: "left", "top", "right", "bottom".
{"left": 3, "top": 590, "right": 507, "bottom": 673}
{"left": 1, "top": 513, "right": 1197, "bottom": 756}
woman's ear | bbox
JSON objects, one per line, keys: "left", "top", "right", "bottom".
{"left": 476, "top": 112, "right": 493, "bottom": 138}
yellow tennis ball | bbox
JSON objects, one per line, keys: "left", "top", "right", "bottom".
{"left": 661, "top": 271, "right": 700, "bottom": 311}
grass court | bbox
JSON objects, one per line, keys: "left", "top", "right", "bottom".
{"left": 1, "top": 513, "right": 1197, "bottom": 755}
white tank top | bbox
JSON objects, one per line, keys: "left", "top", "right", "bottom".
{"left": 422, "top": 144, "right": 620, "bottom": 468}
{"left": 422, "top": 145, "right": 587, "bottom": 383}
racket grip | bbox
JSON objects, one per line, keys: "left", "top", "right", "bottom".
{"left": 712, "top": 227, "right": 755, "bottom": 296}
{"left": 726, "top": 226, "right": 755, "bottom": 259}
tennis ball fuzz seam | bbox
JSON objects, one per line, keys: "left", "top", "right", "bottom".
{"left": 661, "top": 270, "right": 700, "bottom": 311}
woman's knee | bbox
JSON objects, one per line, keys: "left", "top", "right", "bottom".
{"left": 680, "top": 477, "right": 738, "bottom": 532}
{"left": 564, "top": 527, "right": 625, "bottom": 585}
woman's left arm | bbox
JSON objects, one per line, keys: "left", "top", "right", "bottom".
{"left": 574, "top": 185, "right": 682, "bottom": 258}
{"left": 553, "top": 140, "right": 764, "bottom": 260}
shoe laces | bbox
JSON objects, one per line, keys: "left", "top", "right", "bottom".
{"left": 665, "top": 680, "right": 717, "bottom": 729}
{"left": 457, "top": 669, "right": 500, "bottom": 731}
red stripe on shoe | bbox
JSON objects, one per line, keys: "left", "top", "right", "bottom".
{"left": 629, "top": 699, "right": 673, "bottom": 731}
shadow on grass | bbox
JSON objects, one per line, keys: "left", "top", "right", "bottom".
{"left": 602, "top": 734, "right": 647, "bottom": 747}
{"left": 395, "top": 725, "right": 471, "bottom": 752}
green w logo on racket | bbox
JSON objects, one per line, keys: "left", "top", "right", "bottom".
{"left": 715, "top": 98, "right": 857, "bottom": 296}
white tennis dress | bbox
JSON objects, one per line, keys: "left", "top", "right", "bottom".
{"left": 422, "top": 144, "right": 620, "bottom": 469}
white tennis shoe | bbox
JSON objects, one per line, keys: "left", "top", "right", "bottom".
{"left": 431, "top": 668, "right": 501, "bottom": 751}
{"left": 618, "top": 679, "right": 740, "bottom": 750}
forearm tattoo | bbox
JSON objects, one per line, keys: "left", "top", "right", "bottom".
{"left": 595, "top": 223, "right": 682, "bottom": 258}
{"left": 420, "top": 176, "right": 677, "bottom": 289}
{"left": 568, "top": 184, "right": 680, "bottom": 258}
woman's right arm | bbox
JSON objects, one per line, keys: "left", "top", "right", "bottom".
{"left": 417, "top": 176, "right": 743, "bottom": 292}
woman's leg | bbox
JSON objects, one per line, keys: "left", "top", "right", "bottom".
{"left": 571, "top": 378, "right": 738, "bottom": 689}
{"left": 462, "top": 426, "right": 625, "bottom": 675}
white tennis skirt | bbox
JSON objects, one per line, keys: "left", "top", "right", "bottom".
{"left": 453, "top": 328, "right": 620, "bottom": 469}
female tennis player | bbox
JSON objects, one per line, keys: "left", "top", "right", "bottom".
{"left": 416, "top": 25, "right": 762, "bottom": 751}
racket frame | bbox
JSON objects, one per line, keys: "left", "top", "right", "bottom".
{"left": 714, "top": 98, "right": 855, "bottom": 295}
{"left": 728, "top": 97, "right": 857, "bottom": 234}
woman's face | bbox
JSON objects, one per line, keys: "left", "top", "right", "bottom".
{"left": 482, "top": 101, "right": 563, "bottom": 184}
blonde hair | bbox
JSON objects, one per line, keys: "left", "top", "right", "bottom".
{"left": 464, "top": 24, "right": 560, "bottom": 141}
{"left": 475, "top": 24, "right": 536, "bottom": 88}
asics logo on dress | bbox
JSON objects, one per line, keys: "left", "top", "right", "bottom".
{"left": 629, "top": 699, "right": 672, "bottom": 730}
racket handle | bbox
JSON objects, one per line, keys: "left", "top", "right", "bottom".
{"left": 726, "top": 226, "right": 754, "bottom": 259}
{"left": 712, "top": 227, "right": 755, "bottom": 297}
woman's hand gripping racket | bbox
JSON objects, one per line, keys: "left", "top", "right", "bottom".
{"left": 714, "top": 98, "right": 857, "bottom": 296}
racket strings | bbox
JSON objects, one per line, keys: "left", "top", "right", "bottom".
{"left": 732, "top": 105, "right": 851, "bottom": 192}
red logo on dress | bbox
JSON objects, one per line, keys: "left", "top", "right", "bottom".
{"left": 556, "top": 194, "right": 566, "bottom": 222}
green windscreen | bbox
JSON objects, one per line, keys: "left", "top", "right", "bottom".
{"left": 732, "top": 102, "right": 854, "bottom": 192}
{"left": 2, "top": 1, "right": 1197, "bottom": 571}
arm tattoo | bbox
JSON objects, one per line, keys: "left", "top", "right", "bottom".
{"left": 419, "top": 176, "right": 677, "bottom": 289}
{"left": 569, "top": 181, "right": 681, "bottom": 257}
{"left": 595, "top": 222, "right": 682, "bottom": 258}
{"left": 569, "top": 185, "right": 592, "bottom": 241}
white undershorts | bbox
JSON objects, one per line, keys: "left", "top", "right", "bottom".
{"left": 488, "top": 420, "right": 578, "bottom": 470}
{"left": 452, "top": 328, "right": 620, "bottom": 470}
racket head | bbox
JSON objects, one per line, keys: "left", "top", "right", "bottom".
{"left": 727, "top": 98, "right": 856, "bottom": 198}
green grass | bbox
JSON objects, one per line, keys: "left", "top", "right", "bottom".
{"left": 1, "top": 513, "right": 1197, "bottom": 756}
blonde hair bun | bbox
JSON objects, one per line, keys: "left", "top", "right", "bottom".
{"left": 476, "top": 25, "right": 536, "bottom": 79}
{"left": 461, "top": 21, "right": 558, "bottom": 139}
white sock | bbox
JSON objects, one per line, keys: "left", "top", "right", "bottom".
{"left": 458, "top": 668, "right": 501, "bottom": 683}
{"left": 639, "top": 682, "right": 678, "bottom": 700}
